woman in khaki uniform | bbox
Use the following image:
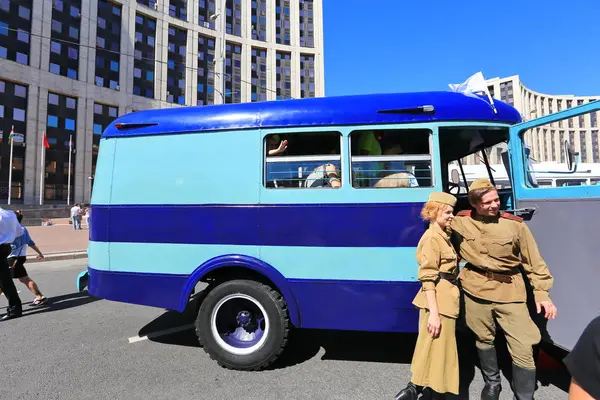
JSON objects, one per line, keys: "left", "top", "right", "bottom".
{"left": 395, "top": 192, "right": 460, "bottom": 400}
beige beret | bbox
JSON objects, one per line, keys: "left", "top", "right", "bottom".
{"left": 469, "top": 178, "right": 495, "bottom": 191}
{"left": 427, "top": 192, "right": 457, "bottom": 207}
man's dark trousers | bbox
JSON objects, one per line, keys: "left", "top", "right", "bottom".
{"left": 0, "top": 243, "right": 22, "bottom": 317}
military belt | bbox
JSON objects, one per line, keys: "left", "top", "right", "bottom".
{"left": 465, "top": 263, "right": 518, "bottom": 284}
{"left": 438, "top": 272, "right": 458, "bottom": 285}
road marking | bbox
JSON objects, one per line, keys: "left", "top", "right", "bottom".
{"left": 128, "top": 323, "right": 194, "bottom": 344}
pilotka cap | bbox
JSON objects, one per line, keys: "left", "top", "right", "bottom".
{"left": 469, "top": 178, "right": 495, "bottom": 192}
{"left": 428, "top": 192, "right": 457, "bottom": 207}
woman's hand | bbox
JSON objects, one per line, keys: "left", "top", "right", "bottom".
{"left": 427, "top": 312, "right": 442, "bottom": 338}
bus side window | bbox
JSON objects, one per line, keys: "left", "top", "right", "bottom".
{"left": 264, "top": 131, "right": 342, "bottom": 189}
{"left": 349, "top": 129, "right": 433, "bottom": 188}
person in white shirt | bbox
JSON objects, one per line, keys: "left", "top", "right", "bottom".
{"left": 70, "top": 204, "right": 82, "bottom": 230}
{"left": 0, "top": 207, "right": 25, "bottom": 320}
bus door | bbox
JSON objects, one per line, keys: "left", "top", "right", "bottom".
{"left": 508, "top": 100, "right": 600, "bottom": 351}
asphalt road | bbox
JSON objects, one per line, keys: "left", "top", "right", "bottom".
{"left": 0, "top": 259, "right": 570, "bottom": 400}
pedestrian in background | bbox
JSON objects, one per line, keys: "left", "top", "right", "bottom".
{"left": 395, "top": 192, "right": 460, "bottom": 400}
{"left": 70, "top": 203, "right": 82, "bottom": 230}
{"left": 0, "top": 211, "right": 47, "bottom": 306}
{"left": 0, "top": 207, "right": 25, "bottom": 321}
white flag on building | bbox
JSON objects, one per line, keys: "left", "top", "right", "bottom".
{"left": 449, "top": 71, "right": 497, "bottom": 114}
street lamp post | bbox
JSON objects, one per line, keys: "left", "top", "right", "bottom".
{"left": 210, "top": 0, "right": 227, "bottom": 104}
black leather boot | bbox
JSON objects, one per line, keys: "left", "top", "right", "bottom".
{"left": 511, "top": 364, "right": 536, "bottom": 400}
{"left": 477, "top": 347, "right": 502, "bottom": 400}
{"left": 394, "top": 382, "right": 419, "bottom": 400}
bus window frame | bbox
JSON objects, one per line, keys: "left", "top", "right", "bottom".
{"left": 262, "top": 128, "right": 345, "bottom": 190}
{"left": 348, "top": 127, "right": 435, "bottom": 189}
{"left": 508, "top": 99, "right": 600, "bottom": 198}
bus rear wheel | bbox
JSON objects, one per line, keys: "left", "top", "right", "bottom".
{"left": 195, "top": 279, "right": 290, "bottom": 371}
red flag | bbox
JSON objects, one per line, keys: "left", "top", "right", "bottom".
{"left": 42, "top": 132, "right": 50, "bottom": 149}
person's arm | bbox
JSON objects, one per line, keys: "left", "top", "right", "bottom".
{"left": 569, "top": 379, "right": 595, "bottom": 400}
{"left": 417, "top": 238, "right": 442, "bottom": 338}
{"left": 26, "top": 232, "right": 43, "bottom": 260}
{"left": 518, "top": 223, "right": 556, "bottom": 319}
{"left": 324, "top": 164, "right": 341, "bottom": 188}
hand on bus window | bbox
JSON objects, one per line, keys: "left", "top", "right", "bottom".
{"left": 324, "top": 164, "right": 341, "bottom": 188}
{"left": 268, "top": 139, "right": 288, "bottom": 156}
{"left": 536, "top": 300, "right": 557, "bottom": 320}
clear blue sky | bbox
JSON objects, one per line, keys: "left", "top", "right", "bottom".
{"left": 323, "top": 0, "right": 600, "bottom": 97}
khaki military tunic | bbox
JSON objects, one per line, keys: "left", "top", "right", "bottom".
{"left": 412, "top": 223, "right": 460, "bottom": 318}
{"left": 409, "top": 222, "right": 460, "bottom": 395}
{"left": 451, "top": 211, "right": 554, "bottom": 303}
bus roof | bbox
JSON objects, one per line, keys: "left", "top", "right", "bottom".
{"left": 103, "top": 91, "right": 522, "bottom": 139}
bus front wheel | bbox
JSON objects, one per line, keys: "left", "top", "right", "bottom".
{"left": 195, "top": 279, "right": 290, "bottom": 371}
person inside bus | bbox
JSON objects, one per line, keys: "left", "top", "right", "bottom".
{"left": 267, "top": 134, "right": 288, "bottom": 156}
{"left": 395, "top": 192, "right": 460, "bottom": 400}
{"left": 563, "top": 316, "right": 600, "bottom": 400}
{"left": 304, "top": 163, "right": 341, "bottom": 188}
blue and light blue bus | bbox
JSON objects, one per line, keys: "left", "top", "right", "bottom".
{"left": 78, "top": 91, "right": 600, "bottom": 370}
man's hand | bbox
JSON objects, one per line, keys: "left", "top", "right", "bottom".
{"left": 36, "top": 254, "right": 44, "bottom": 261}
{"left": 537, "top": 300, "right": 557, "bottom": 320}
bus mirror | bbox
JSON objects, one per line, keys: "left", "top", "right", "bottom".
{"left": 565, "top": 140, "right": 576, "bottom": 172}
{"left": 450, "top": 169, "right": 459, "bottom": 184}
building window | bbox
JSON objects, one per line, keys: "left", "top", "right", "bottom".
{"left": 251, "top": 0, "right": 267, "bottom": 41}
{"left": 95, "top": 0, "right": 121, "bottom": 90}
{"left": 559, "top": 131, "right": 565, "bottom": 163}
{"left": 264, "top": 131, "right": 342, "bottom": 189}
{"left": 226, "top": 0, "right": 242, "bottom": 36}
{"left": 197, "top": 35, "right": 215, "bottom": 106}
{"left": 169, "top": 0, "right": 187, "bottom": 21}
{"left": 251, "top": 48, "right": 267, "bottom": 102}
{"left": 167, "top": 25, "right": 187, "bottom": 104}
{"left": 276, "top": 51, "right": 291, "bottom": 100}
{"left": 350, "top": 129, "right": 432, "bottom": 188}
{"left": 299, "top": 0, "right": 314, "bottom": 48}
{"left": 579, "top": 130, "right": 587, "bottom": 163}
{"left": 137, "top": 0, "right": 159, "bottom": 8}
{"left": 275, "top": 0, "right": 290, "bottom": 45}
{"left": 134, "top": 13, "right": 156, "bottom": 99}
{"left": 225, "top": 42, "right": 242, "bottom": 103}
{"left": 0, "top": 0, "right": 32, "bottom": 65}
{"left": 578, "top": 100, "right": 585, "bottom": 127}
{"left": 592, "top": 130, "right": 599, "bottom": 163}
{"left": 0, "top": 78, "right": 27, "bottom": 200}
{"left": 198, "top": 0, "right": 216, "bottom": 29}
{"left": 300, "top": 54, "right": 315, "bottom": 98}
{"left": 45, "top": 92, "right": 77, "bottom": 202}
{"left": 49, "top": 0, "right": 81, "bottom": 80}
{"left": 92, "top": 103, "right": 118, "bottom": 178}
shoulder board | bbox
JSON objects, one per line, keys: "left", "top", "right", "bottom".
{"left": 500, "top": 212, "right": 523, "bottom": 222}
{"left": 456, "top": 210, "right": 471, "bottom": 217}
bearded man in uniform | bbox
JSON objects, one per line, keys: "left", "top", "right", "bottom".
{"left": 451, "top": 179, "right": 557, "bottom": 400}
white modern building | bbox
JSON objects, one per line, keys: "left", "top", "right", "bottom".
{"left": 0, "top": 0, "right": 324, "bottom": 204}
{"left": 462, "top": 75, "right": 599, "bottom": 166}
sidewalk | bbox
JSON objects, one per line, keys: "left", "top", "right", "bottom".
{"left": 24, "top": 219, "right": 89, "bottom": 263}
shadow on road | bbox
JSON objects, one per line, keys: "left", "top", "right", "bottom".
{"left": 137, "top": 297, "right": 570, "bottom": 399}
{"left": 0, "top": 291, "right": 101, "bottom": 315}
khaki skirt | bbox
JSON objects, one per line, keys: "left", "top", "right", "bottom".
{"left": 410, "top": 308, "right": 459, "bottom": 395}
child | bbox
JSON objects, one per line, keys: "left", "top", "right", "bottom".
{"left": 0, "top": 211, "right": 47, "bottom": 306}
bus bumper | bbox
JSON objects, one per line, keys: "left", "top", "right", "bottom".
{"left": 77, "top": 270, "right": 89, "bottom": 292}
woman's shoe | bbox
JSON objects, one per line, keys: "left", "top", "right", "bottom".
{"left": 394, "top": 382, "right": 419, "bottom": 400}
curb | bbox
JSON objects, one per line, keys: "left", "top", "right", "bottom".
{"left": 26, "top": 251, "right": 88, "bottom": 263}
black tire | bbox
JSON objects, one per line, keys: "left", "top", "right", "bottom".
{"left": 195, "top": 279, "right": 290, "bottom": 371}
